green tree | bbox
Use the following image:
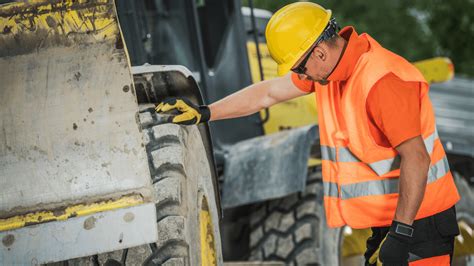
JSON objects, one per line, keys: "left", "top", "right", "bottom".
{"left": 420, "top": 0, "right": 474, "bottom": 76}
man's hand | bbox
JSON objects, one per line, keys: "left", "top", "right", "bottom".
{"left": 369, "top": 221, "right": 413, "bottom": 266}
{"left": 155, "top": 97, "right": 211, "bottom": 125}
{"left": 378, "top": 221, "right": 413, "bottom": 265}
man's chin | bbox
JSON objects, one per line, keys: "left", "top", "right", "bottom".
{"left": 318, "top": 79, "right": 329, "bottom": 85}
{"left": 306, "top": 75, "right": 329, "bottom": 85}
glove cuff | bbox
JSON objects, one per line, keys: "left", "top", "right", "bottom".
{"left": 389, "top": 220, "right": 414, "bottom": 243}
{"left": 199, "top": 105, "right": 211, "bottom": 123}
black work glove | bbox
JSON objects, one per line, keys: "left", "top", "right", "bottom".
{"left": 155, "top": 97, "right": 211, "bottom": 125}
{"left": 378, "top": 221, "right": 414, "bottom": 265}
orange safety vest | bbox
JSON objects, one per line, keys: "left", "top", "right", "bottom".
{"left": 315, "top": 34, "right": 460, "bottom": 229}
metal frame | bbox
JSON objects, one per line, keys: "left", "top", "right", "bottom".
{"left": 0, "top": 203, "right": 157, "bottom": 265}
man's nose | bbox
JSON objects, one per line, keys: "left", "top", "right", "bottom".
{"left": 298, "top": 73, "right": 309, "bottom": 80}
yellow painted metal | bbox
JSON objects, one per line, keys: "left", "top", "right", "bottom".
{"left": 261, "top": 94, "right": 319, "bottom": 135}
{"left": 247, "top": 41, "right": 278, "bottom": 82}
{"left": 341, "top": 227, "right": 372, "bottom": 258}
{"left": 413, "top": 57, "right": 454, "bottom": 84}
{"left": 454, "top": 221, "right": 474, "bottom": 257}
{"left": 0, "top": 0, "right": 117, "bottom": 43}
{"left": 200, "top": 197, "right": 217, "bottom": 266}
{"left": 0, "top": 194, "right": 144, "bottom": 232}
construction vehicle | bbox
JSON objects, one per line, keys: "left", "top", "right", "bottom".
{"left": 0, "top": 1, "right": 223, "bottom": 265}
{"left": 1, "top": 1, "right": 472, "bottom": 265}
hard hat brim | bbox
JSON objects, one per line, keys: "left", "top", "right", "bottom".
{"left": 277, "top": 61, "right": 295, "bottom": 77}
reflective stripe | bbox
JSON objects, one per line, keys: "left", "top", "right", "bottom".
{"left": 423, "top": 130, "right": 438, "bottom": 155}
{"left": 341, "top": 178, "right": 399, "bottom": 199}
{"left": 368, "top": 156, "right": 401, "bottom": 176}
{"left": 321, "top": 145, "right": 336, "bottom": 161}
{"left": 323, "top": 181, "right": 339, "bottom": 197}
{"left": 367, "top": 131, "right": 438, "bottom": 176}
{"left": 427, "top": 156, "right": 450, "bottom": 183}
{"left": 340, "top": 155, "right": 450, "bottom": 199}
{"left": 322, "top": 130, "right": 439, "bottom": 176}
{"left": 338, "top": 147, "right": 360, "bottom": 162}
{"left": 321, "top": 146, "right": 359, "bottom": 162}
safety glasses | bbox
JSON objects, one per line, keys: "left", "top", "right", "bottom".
{"left": 291, "top": 42, "right": 320, "bottom": 75}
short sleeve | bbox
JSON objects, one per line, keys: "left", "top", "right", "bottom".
{"left": 291, "top": 73, "right": 315, "bottom": 93}
{"left": 366, "top": 73, "right": 422, "bottom": 148}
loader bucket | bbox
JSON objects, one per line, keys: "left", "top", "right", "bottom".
{"left": 0, "top": 2, "right": 157, "bottom": 262}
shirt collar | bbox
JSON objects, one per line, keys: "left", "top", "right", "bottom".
{"left": 327, "top": 26, "right": 370, "bottom": 82}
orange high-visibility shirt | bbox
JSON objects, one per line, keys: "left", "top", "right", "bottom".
{"left": 291, "top": 27, "right": 421, "bottom": 149}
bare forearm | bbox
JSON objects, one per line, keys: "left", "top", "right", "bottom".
{"left": 208, "top": 82, "right": 268, "bottom": 121}
{"left": 394, "top": 153, "right": 430, "bottom": 225}
{"left": 207, "top": 74, "right": 307, "bottom": 122}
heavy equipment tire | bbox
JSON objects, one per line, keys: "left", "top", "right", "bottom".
{"left": 67, "top": 104, "right": 223, "bottom": 266}
{"left": 249, "top": 166, "right": 341, "bottom": 265}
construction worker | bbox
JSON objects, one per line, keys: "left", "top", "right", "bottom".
{"left": 155, "top": 2, "right": 460, "bottom": 265}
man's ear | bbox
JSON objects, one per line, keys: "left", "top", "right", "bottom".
{"left": 313, "top": 46, "right": 326, "bottom": 61}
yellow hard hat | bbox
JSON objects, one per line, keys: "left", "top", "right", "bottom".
{"left": 266, "top": 2, "right": 332, "bottom": 76}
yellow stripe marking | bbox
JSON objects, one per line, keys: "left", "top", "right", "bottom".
{"left": 200, "top": 197, "right": 217, "bottom": 266}
{"left": 0, "top": 194, "right": 144, "bottom": 232}
{"left": 0, "top": 0, "right": 117, "bottom": 42}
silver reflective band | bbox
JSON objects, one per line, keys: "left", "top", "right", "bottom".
{"left": 338, "top": 147, "right": 360, "bottom": 162}
{"left": 427, "top": 156, "right": 450, "bottom": 183}
{"left": 321, "top": 145, "right": 336, "bottom": 161}
{"left": 321, "top": 146, "right": 360, "bottom": 162}
{"left": 339, "top": 156, "right": 449, "bottom": 200}
{"left": 323, "top": 181, "right": 339, "bottom": 197}
{"left": 340, "top": 178, "right": 399, "bottom": 199}
{"left": 368, "top": 156, "right": 401, "bottom": 176}
{"left": 368, "top": 131, "right": 439, "bottom": 176}
{"left": 321, "top": 131, "right": 440, "bottom": 176}
{"left": 424, "top": 130, "right": 438, "bottom": 155}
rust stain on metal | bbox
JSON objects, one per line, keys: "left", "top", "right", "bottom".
{"left": 83, "top": 216, "right": 97, "bottom": 230}
{"left": 74, "top": 72, "right": 81, "bottom": 81}
{"left": 52, "top": 209, "right": 66, "bottom": 216}
{"left": 2, "top": 234, "right": 14, "bottom": 247}
{"left": 123, "top": 212, "right": 134, "bottom": 223}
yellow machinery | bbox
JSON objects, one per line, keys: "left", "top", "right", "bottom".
{"left": 0, "top": 1, "right": 223, "bottom": 264}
